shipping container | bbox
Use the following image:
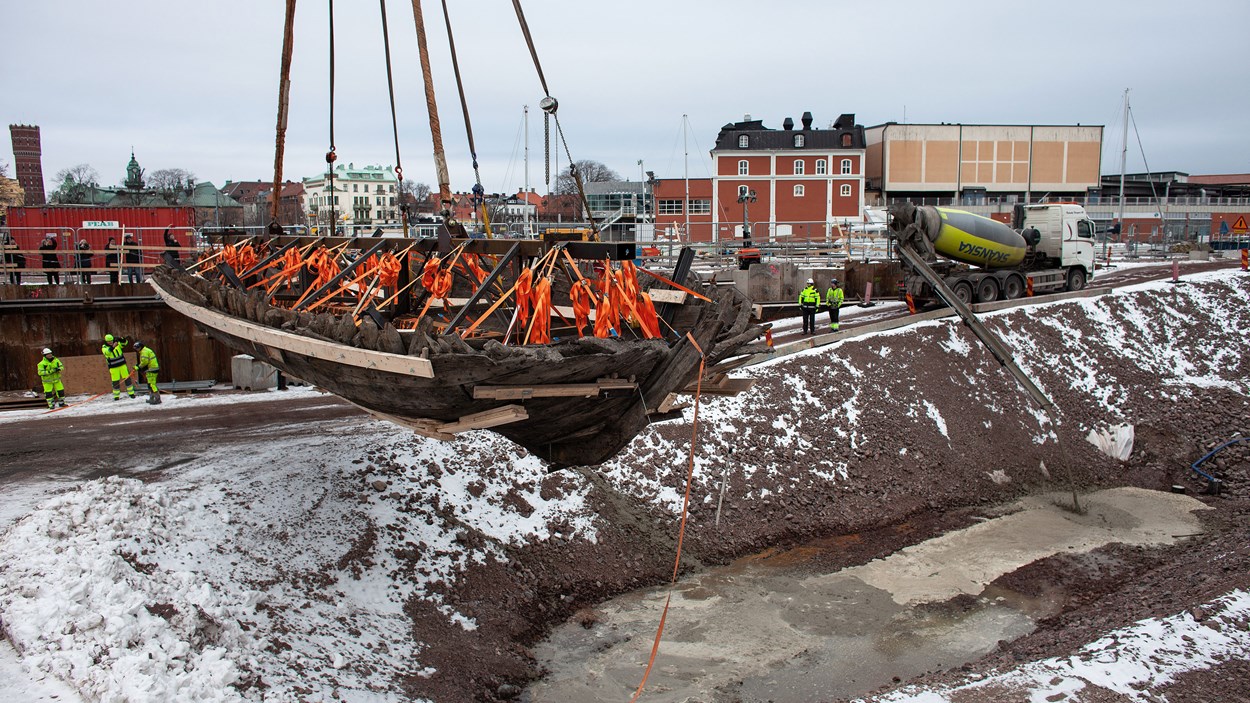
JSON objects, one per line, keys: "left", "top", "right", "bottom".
{"left": 3, "top": 206, "right": 197, "bottom": 270}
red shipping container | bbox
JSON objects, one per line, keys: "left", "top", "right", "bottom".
{"left": 4, "top": 205, "right": 196, "bottom": 270}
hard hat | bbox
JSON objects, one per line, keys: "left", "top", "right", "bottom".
{"left": 832, "top": 278, "right": 839, "bottom": 284}
{"left": 806, "top": 278, "right": 814, "bottom": 284}
{"left": 42, "top": 348, "right": 52, "bottom": 355}
{"left": 133, "top": 340, "right": 144, "bottom": 349}
{"left": 105, "top": 334, "right": 114, "bottom": 343}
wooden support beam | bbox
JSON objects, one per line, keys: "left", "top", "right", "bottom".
{"left": 648, "top": 289, "right": 688, "bottom": 305}
{"left": 679, "top": 377, "right": 756, "bottom": 396}
{"left": 472, "top": 378, "right": 637, "bottom": 400}
{"left": 435, "top": 404, "right": 528, "bottom": 434}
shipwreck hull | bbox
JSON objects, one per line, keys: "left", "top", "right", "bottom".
{"left": 151, "top": 266, "right": 749, "bottom": 466}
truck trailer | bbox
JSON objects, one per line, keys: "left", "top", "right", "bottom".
{"left": 891, "top": 202, "right": 1096, "bottom": 306}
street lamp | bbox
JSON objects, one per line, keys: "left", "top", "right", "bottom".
{"left": 737, "top": 188, "right": 757, "bottom": 247}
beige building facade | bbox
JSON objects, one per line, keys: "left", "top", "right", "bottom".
{"left": 865, "top": 123, "right": 1103, "bottom": 202}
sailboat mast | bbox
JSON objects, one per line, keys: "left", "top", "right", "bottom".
{"left": 524, "top": 105, "right": 531, "bottom": 235}
{"left": 683, "top": 114, "right": 690, "bottom": 242}
{"left": 410, "top": 0, "right": 452, "bottom": 218}
{"left": 1117, "top": 88, "right": 1129, "bottom": 238}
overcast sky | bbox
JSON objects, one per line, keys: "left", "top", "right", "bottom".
{"left": 4, "top": 0, "right": 1246, "bottom": 196}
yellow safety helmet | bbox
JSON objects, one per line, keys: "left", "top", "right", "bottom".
{"left": 104, "top": 334, "right": 114, "bottom": 343}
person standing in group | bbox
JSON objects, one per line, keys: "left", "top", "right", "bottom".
{"left": 39, "top": 233, "right": 60, "bottom": 285}
{"left": 37, "top": 347, "right": 67, "bottom": 409}
{"left": 2, "top": 233, "right": 22, "bottom": 285}
{"left": 799, "top": 277, "right": 821, "bottom": 335}
{"left": 76, "top": 239, "right": 93, "bottom": 284}
{"left": 101, "top": 333, "right": 136, "bottom": 400}
{"left": 104, "top": 237, "right": 120, "bottom": 285}
{"left": 133, "top": 340, "right": 162, "bottom": 405}
{"left": 161, "top": 227, "right": 181, "bottom": 269}
{"left": 826, "top": 277, "right": 845, "bottom": 331}
{"left": 123, "top": 233, "right": 141, "bottom": 283}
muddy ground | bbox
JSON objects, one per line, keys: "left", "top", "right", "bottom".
{"left": 2, "top": 262, "right": 1247, "bottom": 702}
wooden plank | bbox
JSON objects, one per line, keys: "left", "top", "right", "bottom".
{"left": 680, "top": 377, "right": 756, "bottom": 395}
{"left": 648, "top": 289, "right": 688, "bottom": 305}
{"left": 471, "top": 378, "right": 637, "bottom": 400}
{"left": 151, "top": 278, "right": 435, "bottom": 378}
{"left": 436, "top": 404, "right": 528, "bottom": 434}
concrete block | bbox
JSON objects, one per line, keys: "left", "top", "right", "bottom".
{"left": 231, "top": 354, "right": 277, "bottom": 390}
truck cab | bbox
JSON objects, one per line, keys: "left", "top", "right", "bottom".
{"left": 1016, "top": 203, "right": 1097, "bottom": 290}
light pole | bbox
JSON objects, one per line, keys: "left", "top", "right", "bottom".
{"left": 737, "top": 188, "right": 757, "bottom": 247}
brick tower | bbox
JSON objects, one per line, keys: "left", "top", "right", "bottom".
{"left": 9, "top": 124, "right": 47, "bottom": 205}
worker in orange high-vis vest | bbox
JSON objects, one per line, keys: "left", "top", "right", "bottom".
{"left": 101, "top": 334, "right": 136, "bottom": 400}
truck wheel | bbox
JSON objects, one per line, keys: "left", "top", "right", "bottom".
{"left": 1002, "top": 274, "right": 1025, "bottom": 300}
{"left": 1066, "top": 268, "right": 1087, "bottom": 291}
{"left": 975, "top": 277, "right": 999, "bottom": 303}
{"left": 951, "top": 281, "right": 973, "bottom": 305}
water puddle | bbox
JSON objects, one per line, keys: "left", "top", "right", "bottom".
{"left": 528, "top": 487, "right": 1208, "bottom": 702}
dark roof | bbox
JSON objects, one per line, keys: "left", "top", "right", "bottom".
{"left": 221, "top": 180, "right": 300, "bottom": 203}
{"left": 713, "top": 112, "right": 865, "bottom": 151}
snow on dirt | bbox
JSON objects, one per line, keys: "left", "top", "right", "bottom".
{"left": 1, "top": 267, "right": 1248, "bottom": 702}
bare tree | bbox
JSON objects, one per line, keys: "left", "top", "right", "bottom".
{"left": 148, "top": 168, "right": 198, "bottom": 205}
{"left": 555, "top": 160, "right": 621, "bottom": 195}
{"left": 49, "top": 164, "right": 102, "bottom": 204}
{"left": 398, "top": 180, "right": 433, "bottom": 214}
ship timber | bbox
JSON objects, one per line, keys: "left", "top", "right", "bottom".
{"left": 150, "top": 250, "right": 761, "bottom": 467}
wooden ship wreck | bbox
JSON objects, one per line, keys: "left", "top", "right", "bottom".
{"left": 152, "top": 237, "right": 762, "bottom": 466}
{"left": 152, "top": 0, "right": 763, "bottom": 466}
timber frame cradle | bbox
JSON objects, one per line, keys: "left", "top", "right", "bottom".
{"left": 150, "top": 256, "right": 762, "bottom": 466}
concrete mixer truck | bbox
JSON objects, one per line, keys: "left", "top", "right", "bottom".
{"left": 890, "top": 202, "right": 1097, "bottom": 306}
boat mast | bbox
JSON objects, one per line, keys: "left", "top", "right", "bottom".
{"left": 683, "top": 114, "right": 690, "bottom": 243}
{"left": 1117, "top": 88, "right": 1129, "bottom": 247}
{"left": 524, "top": 105, "right": 531, "bottom": 235}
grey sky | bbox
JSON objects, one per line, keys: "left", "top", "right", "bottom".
{"left": 4, "top": 0, "right": 1246, "bottom": 196}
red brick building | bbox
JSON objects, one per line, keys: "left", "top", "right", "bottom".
{"left": 706, "top": 111, "right": 866, "bottom": 245}
{"left": 9, "top": 124, "right": 46, "bottom": 205}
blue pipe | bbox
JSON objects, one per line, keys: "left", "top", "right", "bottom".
{"left": 1190, "top": 436, "right": 1249, "bottom": 483}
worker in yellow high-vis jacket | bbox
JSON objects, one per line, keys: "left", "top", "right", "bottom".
{"left": 133, "top": 340, "right": 162, "bottom": 405}
{"left": 826, "top": 278, "right": 845, "bottom": 331}
{"left": 101, "top": 333, "right": 136, "bottom": 401}
{"left": 37, "top": 348, "right": 67, "bottom": 409}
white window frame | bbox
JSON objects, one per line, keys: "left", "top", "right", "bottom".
{"left": 738, "top": 135, "right": 749, "bottom": 148}
{"left": 815, "top": 159, "right": 827, "bottom": 175}
{"left": 793, "top": 160, "right": 805, "bottom": 176}
{"left": 840, "top": 184, "right": 852, "bottom": 197}
{"left": 841, "top": 158, "right": 853, "bottom": 175}
{"left": 794, "top": 134, "right": 805, "bottom": 147}
{"left": 794, "top": 184, "right": 805, "bottom": 197}
{"left": 738, "top": 160, "right": 749, "bottom": 176}
{"left": 737, "top": 185, "right": 748, "bottom": 198}
{"left": 688, "top": 199, "right": 711, "bottom": 215}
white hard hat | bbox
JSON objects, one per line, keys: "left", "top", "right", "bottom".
{"left": 42, "top": 348, "right": 52, "bottom": 355}
{"left": 806, "top": 278, "right": 814, "bottom": 284}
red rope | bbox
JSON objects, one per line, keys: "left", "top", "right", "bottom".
{"left": 630, "top": 332, "right": 705, "bottom": 702}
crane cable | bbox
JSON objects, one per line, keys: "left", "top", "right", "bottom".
{"left": 325, "top": 0, "right": 339, "bottom": 230}
{"left": 440, "top": 0, "right": 491, "bottom": 237}
{"left": 378, "top": 0, "right": 409, "bottom": 237}
{"left": 270, "top": 0, "right": 298, "bottom": 228}
{"left": 510, "top": 0, "right": 599, "bottom": 241}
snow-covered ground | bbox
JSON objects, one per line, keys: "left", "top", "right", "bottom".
{"left": 1, "top": 268, "right": 1247, "bottom": 702}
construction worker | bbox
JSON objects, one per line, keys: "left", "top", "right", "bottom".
{"left": 37, "top": 348, "right": 67, "bottom": 409}
{"left": 826, "top": 277, "right": 845, "bottom": 331}
{"left": 101, "top": 333, "right": 136, "bottom": 401}
{"left": 799, "top": 277, "right": 821, "bottom": 335}
{"left": 133, "top": 340, "right": 162, "bottom": 404}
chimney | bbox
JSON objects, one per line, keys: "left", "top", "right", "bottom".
{"left": 783, "top": 117, "right": 794, "bottom": 131}
{"left": 801, "top": 111, "right": 813, "bottom": 130}
{"left": 744, "top": 113, "right": 752, "bottom": 122}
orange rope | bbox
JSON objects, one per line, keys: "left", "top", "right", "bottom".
{"left": 630, "top": 332, "right": 705, "bottom": 702}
